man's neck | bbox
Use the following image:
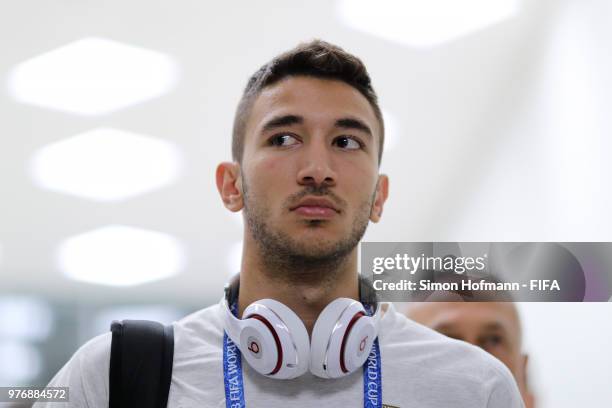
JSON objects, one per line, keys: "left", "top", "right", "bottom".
{"left": 236, "top": 245, "right": 360, "bottom": 336}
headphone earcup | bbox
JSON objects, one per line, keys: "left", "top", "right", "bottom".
{"left": 340, "top": 314, "right": 377, "bottom": 373}
{"left": 236, "top": 316, "right": 283, "bottom": 375}
{"left": 310, "top": 298, "right": 375, "bottom": 378}
{"left": 241, "top": 299, "right": 310, "bottom": 379}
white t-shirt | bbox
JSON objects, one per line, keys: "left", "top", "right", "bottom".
{"left": 35, "top": 300, "right": 524, "bottom": 408}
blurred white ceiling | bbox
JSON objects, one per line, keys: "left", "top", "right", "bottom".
{"left": 0, "top": 0, "right": 611, "bottom": 305}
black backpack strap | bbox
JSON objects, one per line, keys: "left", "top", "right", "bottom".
{"left": 109, "top": 320, "right": 174, "bottom": 408}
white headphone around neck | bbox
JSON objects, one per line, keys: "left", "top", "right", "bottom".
{"left": 221, "top": 275, "right": 381, "bottom": 380}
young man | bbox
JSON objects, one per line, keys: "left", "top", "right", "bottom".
{"left": 36, "top": 40, "right": 524, "bottom": 407}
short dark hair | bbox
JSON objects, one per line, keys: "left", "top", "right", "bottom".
{"left": 231, "top": 39, "right": 385, "bottom": 165}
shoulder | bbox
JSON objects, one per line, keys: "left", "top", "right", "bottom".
{"left": 173, "top": 300, "right": 224, "bottom": 340}
{"left": 36, "top": 304, "right": 223, "bottom": 407}
{"left": 379, "top": 303, "right": 523, "bottom": 407}
{"left": 383, "top": 308, "right": 488, "bottom": 375}
{"left": 172, "top": 301, "right": 225, "bottom": 358}
{"left": 34, "top": 332, "right": 111, "bottom": 407}
{"left": 62, "top": 332, "right": 112, "bottom": 383}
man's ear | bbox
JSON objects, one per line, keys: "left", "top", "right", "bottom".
{"left": 370, "top": 174, "right": 389, "bottom": 223}
{"left": 520, "top": 354, "right": 536, "bottom": 408}
{"left": 216, "top": 162, "right": 244, "bottom": 212}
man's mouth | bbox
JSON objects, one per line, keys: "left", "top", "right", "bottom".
{"left": 289, "top": 197, "right": 340, "bottom": 219}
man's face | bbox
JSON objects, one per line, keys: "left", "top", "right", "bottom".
{"left": 238, "top": 76, "right": 386, "bottom": 262}
{"left": 407, "top": 302, "right": 533, "bottom": 407}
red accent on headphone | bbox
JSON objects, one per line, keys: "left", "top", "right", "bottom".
{"left": 248, "top": 341, "right": 260, "bottom": 354}
{"left": 359, "top": 336, "right": 368, "bottom": 352}
{"left": 339, "top": 311, "right": 366, "bottom": 373}
{"left": 248, "top": 314, "right": 283, "bottom": 375}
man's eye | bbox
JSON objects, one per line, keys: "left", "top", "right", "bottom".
{"left": 269, "top": 134, "right": 299, "bottom": 147}
{"left": 334, "top": 136, "right": 362, "bottom": 150}
{"left": 481, "top": 334, "right": 504, "bottom": 349}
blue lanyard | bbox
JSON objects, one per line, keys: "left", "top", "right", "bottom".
{"left": 223, "top": 301, "right": 382, "bottom": 408}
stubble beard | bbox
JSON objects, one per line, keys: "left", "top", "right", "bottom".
{"left": 242, "top": 181, "right": 375, "bottom": 285}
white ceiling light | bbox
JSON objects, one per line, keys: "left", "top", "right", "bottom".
{"left": 30, "top": 128, "right": 183, "bottom": 201}
{"left": 58, "top": 225, "right": 186, "bottom": 286}
{"left": 7, "top": 37, "right": 179, "bottom": 115}
{"left": 336, "top": 0, "right": 519, "bottom": 49}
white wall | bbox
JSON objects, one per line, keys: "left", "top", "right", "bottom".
{"left": 518, "top": 303, "right": 612, "bottom": 408}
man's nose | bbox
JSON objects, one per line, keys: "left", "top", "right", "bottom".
{"left": 296, "top": 140, "right": 337, "bottom": 188}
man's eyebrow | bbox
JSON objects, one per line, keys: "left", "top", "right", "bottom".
{"left": 482, "top": 322, "right": 507, "bottom": 334}
{"left": 260, "top": 115, "right": 373, "bottom": 139}
{"left": 261, "top": 115, "right": 303, "bottom": 132}
{"left": 335, "top": 117, "right": 372, "bottom": 138}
